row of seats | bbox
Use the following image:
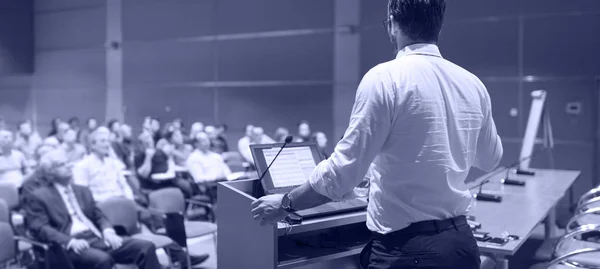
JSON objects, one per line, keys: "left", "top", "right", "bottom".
{"left": 0, "top": 180, "right": 217, "bottom": 269}
{"left": 531, "top": 184, "right": 600, "bottom": 268}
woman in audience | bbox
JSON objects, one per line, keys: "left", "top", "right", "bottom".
{"left": 204, "top": 125, "right": 228, "bottom": 154}
{"left": 294, "top": 120, "right": 312, "bottom": 142}
{"left": 273, "top": 127, "right": 289, "bottom": 143}
{"left": 312, "top": 132, "right": 330, "bottom": 159}
{"left": 78, "top": 117, "right": 98, "bottom": 151}
{"left": 134, "top": 132, "right": 194, "bottom": 198}
{"left": 47, "top": 117, "right": 62, "bottom": 137}
{"left": 61, "top": 128, "right": 86, "bottom": 164}
{"left": 46, "top": 121, "right": 69, "bottom": 145}
{"left": 112, "top": 124, "right": 135, "bottom": 169}
{"left": 163, "top": 129, "right": 192, "bottom": 167}
{"left": 150, "top": 117, "right": 162, "bottom": 143}
{"left": 107, "top": 119, "right": 122, "bottom": 142}
{"left": 14, "top": 120, "right": 42, "bottom": 165}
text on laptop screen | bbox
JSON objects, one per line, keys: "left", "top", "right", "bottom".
{"left": 262, "top": 146, "right": 317, "bottom": 188}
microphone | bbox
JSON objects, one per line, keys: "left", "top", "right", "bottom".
{"left": 257, "top": 135, "right": 294, "bottom": 182}
{"left": 500, "top": 147, "right": 549, "bottom": 185}
{"left": 472, "top": 179, "right": 502, "bottom": 203}
{"left": 470, "top": 147, "right": 550, "bottom": 202}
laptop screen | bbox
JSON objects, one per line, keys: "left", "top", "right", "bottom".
{"left": 250, "top": 142, "right": 323, "bottom": 193}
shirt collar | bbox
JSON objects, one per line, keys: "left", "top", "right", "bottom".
{"left": 396, "top": 43, "right": 442, "bottom": 59}
{"left": 54, "top": 183, "right": 70, "bottom": 193}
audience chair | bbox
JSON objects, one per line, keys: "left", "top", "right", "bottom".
{"left": 147, "top": 188, "right": 217, "bottom": 244}
{"left": 222, "top": 152, "right": 250, "bottom": 172}
{"left": 0, "top": 200, "right": 50, "bottom": 269}
{"left": 97, "top": 197, "right": 175, "bottom": 268}
{"left": 530, "top": 224, "right": 600, "bottom": 269}
{"left": 0, "top": 183, "right": 24, "bottom": 231}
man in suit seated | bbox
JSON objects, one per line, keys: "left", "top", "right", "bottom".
{"left": 26, "top": 149, "right": 163, "bottom": 269}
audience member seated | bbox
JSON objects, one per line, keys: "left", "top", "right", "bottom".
{"left": 25, "top": 150, "right": 163, "bottom": 269}
{"left": 61, "top": 128, "right": 86, "bottom": 165}
{"left": 150, "top": 118, "right": 162, "bottom": 143}
{"left": 187, "top": 122, "right": 204, "bottom": 144}
{"left": 238, "top": 125, "right": 275, "bottom": 164}
{"left": 74, "top": 129, "right": 210, "bottom": 267}
{"left": 106, "top": 119, "right": 122, "bottom": 143}
{"left": 47, "top": 121, "right": 70, "bottom": 145}
{"left": 73, "top": 127, "right": 133, "bottom": 203}
{"left": 47, "top": 117, "right": 62, "bottom": 137}
{"left": 68, "top": 117, "right": 81, "bottom": 138}
{"left": 0, "top": 129, "right": 33, "bottom": 188}
{"left": 112, "top": 124, "right": 134, "bottom": 169}
{"left": 163, "top": 129, "right": 191, "bottom": 167}
{"left": 273, "top": 127, "right": 290, "bottom": 143}
{"left": 312, "top": 132, "right": 330, "bottom": 159}
{"left": 294, "top": 120, "right": 312, "bottom": 142}
{"left": 78, "top": 118, "right": 98, "bottom": 151}
{"left": 134, "top": 133, "right": 194, "bottom": 198}
{"left": 171, "top": 118, "right": 184, "bottom": 133}
{"left": 20, "top": 146, "right": 55, "bottom": 205}
{"left": 14, "top": 120, "right": 42, "bottom": 165}
{"left": 187, "top": 132, "right": 232, "bottom": 183}
{"left": 204, "top": 125, "right": 228, "bottom": 154}
{"left": 139, "top": 117, "right": 156, "bottom": 147}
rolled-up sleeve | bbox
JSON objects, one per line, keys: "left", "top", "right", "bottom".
{"left": 309, "top": 68, "right": 395, "bottom": 201}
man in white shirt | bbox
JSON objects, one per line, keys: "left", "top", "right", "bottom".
{"left": 251, "top": 1, "right": 502, "bottom": 268}
{"left": 238, "top": 126, "right": 275, "bottom": 164}
{"left": 0, "top": 129, "right": 33, "bottom": 188}
{"left": 187, "top": 132, "right": 232, "bottom": 183}
{"left": 73, "top": 127, "right": 134, "bottom": 203}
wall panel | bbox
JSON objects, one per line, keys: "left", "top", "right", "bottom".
{"left": 217, "top": 34, "right": 333, "bottom": 81}
{"left": 523, "top": 14, "right": 600, "bottom": 76}
{"left": 34, "top": 49, "right": 105, "bottom": 87}
{"left": 216, "top": 0, "right": 334, "bottom": 34}
{"left": 35, "top": 7, "right": 105, "bottom": 49}
{"left": 35, "top": 0, "right": 104, "bottom": 12}
{"left": 123, "top": 0, "right": 216, "bottom": 42}
{"left": 440, "top": 20, "right": 519, "bottom": 77}
{"left": 123, "top": 42, "right": 215, "bottom": 85}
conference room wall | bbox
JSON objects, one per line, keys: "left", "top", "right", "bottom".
{"left": 122, "top": 0, "right": 335, "bottom": 144}
{"left": 361, "top": 1, "right": 600, "bottom": 194}
{"left": 2, "top": 0, "right": 108, "bottom": 135}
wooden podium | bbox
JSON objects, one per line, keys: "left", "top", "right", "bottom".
{"left": 217, "top": 179, "right": 370, "bottom": 269}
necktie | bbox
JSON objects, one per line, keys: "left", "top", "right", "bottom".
{"left": 65, "top": 187, "right": 103, "bottom": 238}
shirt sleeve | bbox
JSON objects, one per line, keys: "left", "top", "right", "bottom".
{"left": 72, "top": 161, "right": 89, "bottom": 187}
{"left": 473, "top": 87, "right": 503, "bottom": 172}
{"left": 186, "top": 154, "right": 206, "bottom": 182}
{"left": 309, "top": 68, "right": 395, "bottom": 201}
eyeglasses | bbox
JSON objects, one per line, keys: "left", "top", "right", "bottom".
{"left": 382, "top": 18, "right": 391, "bottom": 29}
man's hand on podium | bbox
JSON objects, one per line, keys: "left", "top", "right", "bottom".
{"left": 251, "top": 194, "right": 288, "bottom": 225}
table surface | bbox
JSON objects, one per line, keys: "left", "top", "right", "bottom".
{"left": 467, "top": 168, "right": 580, "bottom": 256}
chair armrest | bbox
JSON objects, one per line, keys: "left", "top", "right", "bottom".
{"left": 576, "top": 196, "right": 600, "bottom": 213}
{"left": 545, "top": 248, "right": 600, "bottom": 268}
{"left": 578, "top": 186, "right": 600, "bottom": 207}
{"left": 556, "top": 223, "right": 600, "bottom": 253}
{"left": 566, "top": 208, "right": 600, "bottom": 233}
{"left": 185, "top": 199, "right": 213, "bottom": 209}
{"left": 14, "top": 235, "right": 50, "bottom": 250}
{"left": 145, "top": 208, "right": 184, "bottom": 219}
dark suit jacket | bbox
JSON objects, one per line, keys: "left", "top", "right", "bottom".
{"left": 26, "top": 183, "right": 112, "bottom": 246}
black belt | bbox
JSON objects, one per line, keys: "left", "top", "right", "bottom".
{"left": 374, "top": 215, "right": 468, "bottom": 238}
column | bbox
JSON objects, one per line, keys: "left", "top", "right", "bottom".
{"left": 333, "top": 0, "right": 361, "bottom": 140}
{"left": 106, "top": 0, "right": 124, "bottom": 121}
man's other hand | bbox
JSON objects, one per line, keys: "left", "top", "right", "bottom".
{"left": 250, "top": 194, "right": 288, "bottom": 226}
{"left": 67, "top": 239, "right": 90, "bottom": 255}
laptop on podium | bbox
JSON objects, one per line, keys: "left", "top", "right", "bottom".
{"left": 250, "top": 141, "right": 367, "bottom": 220}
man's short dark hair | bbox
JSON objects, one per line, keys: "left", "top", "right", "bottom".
{"left": 388, "top": 0, "right": 446, "bottom": 42}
